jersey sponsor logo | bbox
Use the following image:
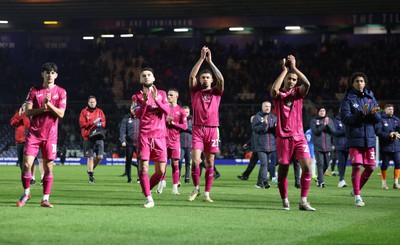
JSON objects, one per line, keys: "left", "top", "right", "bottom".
{"left": 37, "top": 94, "right": 43, "bottom": 97}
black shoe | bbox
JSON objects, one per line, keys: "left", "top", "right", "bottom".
{"left": 214, "top": 172, "right": 221, "bottom": 179}
{"left": 119, "top": 173, "right": 127, "bottom": 177}
{"left": 255, "top": 183, "right": 264, "bottom": 189}
{"left": 319, "top": 182, "right": 325, "bottom": 188}
{"left": 237, "top": 175, "right": 248, "bottom": 181}
{"left": 40, "top": 179, "right": 43, "bottom": 186}
{"left": 89, "top": 176, "right": 95, "bottom": 184}
{"left": 127, "top": 179, "right": 132, "bottom": 183}
{"left": 263, "top": 182, "right": 271, "bottom": 189}
{"left": 30, "top": 179, "right": 36, "bottom": 185}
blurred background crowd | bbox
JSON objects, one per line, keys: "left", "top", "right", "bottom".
{"left": 1, "top": 34, "right": 400, "bottom": 159}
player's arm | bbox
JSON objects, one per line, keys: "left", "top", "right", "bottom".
{"left": 24, "top": 103, "right": 46, "bottom": 117}
{"left": 189, "top": 46, "right": 207, "bottom": 89}
{"left": 172, "top": 109, "right": 188, "bottom": 131}
{"left": 205, "top": 49, "right": 224, "bottom": 92}
{"left": 270, "top": 58, "right": 288, "bottom": 98}
{"left": 288, "top": 55, "right": 310, "bottom": 95}
{"left": 44, "top": 92, "right": 66, "bottom": 118}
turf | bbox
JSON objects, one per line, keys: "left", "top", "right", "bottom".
{"left": 0, "top": 165, "right": 399, "bottom": 245}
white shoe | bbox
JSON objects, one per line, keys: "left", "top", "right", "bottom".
{"left": 187, "top": 189, "right": 200, "bottom": 201}
{"left": 162, "top": 180, "right": 166, "bottom": 187}
{"left": 393, "top": 183, "right": 400, "bottom": 189}
{"left": 382, "top": 185, "right": 389, "bottom": 190}
{"left": 156, "top": 181, "right": 164, "bottom": 194}
{"left": 202, "top": 196, "right": 214, "bottom": 203}
{"left": 299, "top": 201, "right": 316, "bottom": 211}
{"left": 172, "top": 189, "right": 180, "bottom": 195}
{"left": 144, "top": 199, "right": 154, "bottom": 208}
{"left": 338, "top": 180, "right": 347, "bottom": 188}
{"left": 354, "top": 198, "right": 365, "bottom": 207}
{"left": 282, "top": 201, "right": 290, "bottom": 211}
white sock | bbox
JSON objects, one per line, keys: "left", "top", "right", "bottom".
{"left": 382, "top": 180, "right": 387, "bottom": 185}
{"left": 43, "top": 194, "right": 50, "bottom": 201}
{"left": 395, "top": 179, "right": 398, "bottom": 185}
{"left": 173, "top": 184, "right": 178, "bottom": 189}
{"left": 301, "top": 197, "right": 307, "bottom": 203}
{"left": 32, "top": 176, "right": 36, "bottom": 180}
{"left": 146, "top": 196, "right": 153, "bottom": 202}
{"left": 25, "top": 188, "right": 30, "bottom": 195}
{"left": 283, "top": 198, "right": 289, "bottom": 203}
{"left": 194, "top": 185, "right": 199, "bottom": 191}
{"left": 355, "top": 195, "right": 361, "bottom": 200}
{"left": 204, "top": 191, "right": 210, "bottom": 198}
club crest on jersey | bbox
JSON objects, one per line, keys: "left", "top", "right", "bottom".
{"left": 316, "top": 120, "right": 320, "bottom": 125}
{"left": 52, "top": 94, "right": 59, "bottom": 100}
{"left": 384, "top": 121, "right": 388, "bottom": 127}
{"left": 286, "top": 101, "right": 293, "bottom": 107}
{"left": 203, "top": 94, "right": 211, "bottom": 102}
{"left": 352, "top": 103, "right": 359, "bottom": 108}
{"left": 260, "top": 117, "right": 264, "bottom": 123}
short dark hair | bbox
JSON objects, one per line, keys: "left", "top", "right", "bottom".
{"left": 168, "top": 88, "right": 179, "bottom": 95}
{"left": 42, "top": 62, "right": 58, "bottom": 72}
{"left": 199, "top": 69, "right": 213, "bottom": 77}
{"left": 141, "top": 67, "right": 154, "bottom": 74}
{"left": 384, "top": 104, "right": 394, "bottom": 109}
{"left": 350, "top": 72, "right": 368, "bottom": 85}
{"left": 88, "top": 95, "right": 96, "bottom": 101}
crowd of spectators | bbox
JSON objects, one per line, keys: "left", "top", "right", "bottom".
{"left": 1, "top": 34, "right": 399, "bottom": 158}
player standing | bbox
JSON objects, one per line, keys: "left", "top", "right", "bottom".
{"left": 160, "top": 89, "right": 187, "bottom": 195}
{"left": 187, "top": 46, "right": 224, "bottom": 203}
{"left": 270, "top": 55, "right": 315, "bottom": 211}
{"left": 340, "top": 72, "right": 381, "bottom": 206}
{"left": 132, "top": 68, "right": 169, "bottom": 208}
{"left": 16, "top": 62, "right": 67, "bottom": 208}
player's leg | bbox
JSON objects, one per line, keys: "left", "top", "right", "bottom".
{"left": 298, "top": 158, "right": 315, "bottom": 211}
{"left": 188, "top": 149, "right": 202, "bottom": 201}
{"left": 17, "top": 155, "right": 35, "bottom": 207}
{"left": 40, "top": 159, "right": 54, "bottom": 208}
{"left": 380, "top": 152, "right": 390, "bottom": 189}
{"left": 393, "top": 152, "right": 400, "bottom": 189}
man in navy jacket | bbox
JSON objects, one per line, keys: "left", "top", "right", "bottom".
{"left": 340, "top": 72, "right": 381, "bottom": 207}
{"left": 375, "top": 104, "right": 400, "bottom": 190}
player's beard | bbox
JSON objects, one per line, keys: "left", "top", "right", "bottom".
{"left": 143, "top": 82, "right": 153, "bottom": 88}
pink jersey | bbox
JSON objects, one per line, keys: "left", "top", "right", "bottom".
{"left": 272, "top": 86, "right": 306, "bottom": 138}
{"left": 132, "top": 89, "right": 169, "bottom": 138}
{"left": 166, "top": 105, "right": 187, "bottom": 148}
{"left": 190, "top": 84, "right": 223, "bottom": 126}
{"left": 25, "top": 84, "right": 67, "bottom": 141}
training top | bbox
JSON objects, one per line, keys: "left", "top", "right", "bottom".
{"left": 25, "top": 84, "right": 67, "bottom": 141}
{"left": 132, "top": 89, "right": 169, "bottom": 138}
{"left": 191, "top": 83, "right": 223, "bottom": 127}
{"left": 272, "top": 86, "right": 306, "bottom": 138}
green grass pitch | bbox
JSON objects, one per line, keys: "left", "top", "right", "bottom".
{"left": 0, "top": 164, "right": 399, "bottom": 245}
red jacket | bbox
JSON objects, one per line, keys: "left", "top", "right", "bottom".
{"left": 10, "top": 110, "right": 30, "bottom": 143}
{"left": 79, "top": 107, "right": 106, "bottom": 140}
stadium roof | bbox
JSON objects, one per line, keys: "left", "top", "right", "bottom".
{"left": 1, "top": 0, "right": 399, "bottom": 31}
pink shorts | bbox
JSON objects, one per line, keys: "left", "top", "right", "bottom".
{"left": 137, "top": 136, "right": 167, "bottom": 162}
{"left": 167, "top": 147, "right": 181, "bottom": 160}
{"left": 24, "top": 136, "right": 57, "bottom": 160}
{"left": 276, "top": 135, "right": 310, "bottom": 164}
{"left": 191, "top": 125, "right": 220, "bottom": 153}
{"left": 349, "top": 147, "right": 376, "bottom": 165}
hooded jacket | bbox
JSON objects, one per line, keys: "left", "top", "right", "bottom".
{"left": 340, "top": 88, "right": 381, "bottom": 148}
